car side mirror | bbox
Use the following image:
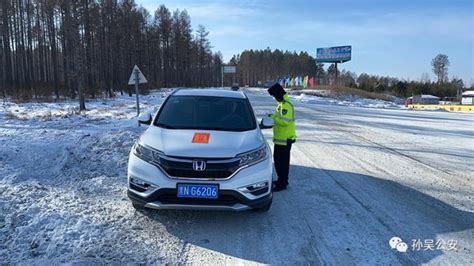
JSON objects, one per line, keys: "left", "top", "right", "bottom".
{"left": 259, "top": 117, "right": 274, "bottom": 129}
{"left": 138, "top": 113, "right": 152, "bottom": 125}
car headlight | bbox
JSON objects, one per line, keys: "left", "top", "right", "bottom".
{"left": 133, "top": 142, "right": 162, "bottom": 164}
{"left": 238, "top": 146, "right": 268, "bottom": 167}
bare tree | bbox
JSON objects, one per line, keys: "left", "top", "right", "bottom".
{"left": 431, "top": 54, "right": 450, "bottom": 83}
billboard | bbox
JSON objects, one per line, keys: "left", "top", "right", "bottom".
{"left": 316, "top": 45, "right": 351, "bottom": 63}
{"left": 223, "top": 65, "right": 236, "bottom": 74}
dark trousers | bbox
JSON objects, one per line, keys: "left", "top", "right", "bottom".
{"left": 273, "top": 140, "right": 293, "bottom": 187}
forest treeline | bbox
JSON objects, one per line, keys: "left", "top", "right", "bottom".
{"left": 232, "top": 48, "right": 469, "bottom": 99}
{"left": 0, "top": 0, "right": 222, "bottom": 107}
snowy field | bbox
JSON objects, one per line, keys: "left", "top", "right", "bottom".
{"left": 1, "top": 88, "right": 473, "bottom": 264}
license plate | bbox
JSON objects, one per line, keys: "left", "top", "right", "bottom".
{"left": 177, "top": 184, "right": 219, "bottom": 199}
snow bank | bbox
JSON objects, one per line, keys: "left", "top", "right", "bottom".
{"left": 243, "top": 87, "right": 401, "bottom": 109}
{"left": 0, "top": 90, "right": 171, "bottom": 263}
{"left": 1, "top": 90, "right": 172, "bottom": 122}
{"left": 291, "top": 93, "right": 401, "bottom": 109}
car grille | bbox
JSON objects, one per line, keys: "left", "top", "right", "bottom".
{"left": 158, "top": 156, "right": 241, "bottom": 179}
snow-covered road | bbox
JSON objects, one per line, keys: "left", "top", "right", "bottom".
{"left": 1, "top": 88, "right": 473, "bottom": 264}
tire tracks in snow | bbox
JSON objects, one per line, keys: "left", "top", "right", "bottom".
{"left": 290, "top": 144, "right": 414, "bottom": 265}
{"left": 299, "top": 105, "right": 454, "bottom": 177}
{"left": 279, "top": 176, "right": 328, "bottom": 265}
{"left": 295, "top": 104, "right": 473, "bottom": 210}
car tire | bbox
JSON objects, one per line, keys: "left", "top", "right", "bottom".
{"left": 253, "top": 198, "right": 272, "bottom": 212}
{"left": 132, "top": 202, "right": 144, "bottom": 210}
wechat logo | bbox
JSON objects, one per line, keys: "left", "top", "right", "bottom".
{"left": 389, "top": 237, "right": 408, "bottom": 252}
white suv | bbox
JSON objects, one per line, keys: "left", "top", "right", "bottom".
{"left": 127, "top": 89, "right": 274, "bottom": 212}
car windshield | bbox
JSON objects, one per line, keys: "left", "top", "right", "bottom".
{"left": 154, "top": 95, "right": 256, "bottom": 131}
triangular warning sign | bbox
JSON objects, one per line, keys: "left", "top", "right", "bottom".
{"left": 128, "top": 65, "right": 148, "bottom": 85}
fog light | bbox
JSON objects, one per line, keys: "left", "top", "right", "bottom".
{"left": 130, "top": 177, "right": 147, "bottom": 186}
{"left": 251, "top": 181, "right": 268, "bottom": 189}
{"left": 238, "top": 181, "right": 268, "bottom": 193}
{"left": 129, "top": 176, "right": 157, "bottom": 192}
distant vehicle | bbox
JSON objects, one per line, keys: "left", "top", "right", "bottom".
{"left": 405, "top": 94, "right": 440, "bottom": 106}
{"left": 461, "top": 91, "right": 474, "bottom": 105}
{"left": 128, "top": 89, "right": 274, "bottom": 212}
{"left": 262, "top": 81, "right": 275, "bottom": 88}
{"left": 231, "top": 83, "right": 240, "bottom": 91}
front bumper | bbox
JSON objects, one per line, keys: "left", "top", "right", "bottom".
{"left": 128, "top": 188, "right": 272, "bottom": 211}
{"left": 127, "top": 151, "right": 274, "bottom": 211}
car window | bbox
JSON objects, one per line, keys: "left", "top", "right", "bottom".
{"left": 154, "top": 95, "right": 256, "bottom": 131}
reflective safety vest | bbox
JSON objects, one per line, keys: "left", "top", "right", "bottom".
{"left": 271, "top": 94, "right": 296, "bottom": 146}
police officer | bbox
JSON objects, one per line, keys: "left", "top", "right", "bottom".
{"left": 267, "top": 83, "right": 296, "bottom": 191}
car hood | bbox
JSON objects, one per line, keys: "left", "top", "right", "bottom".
{"left": 139, "top": 126, "right": 265, "bottom": 158}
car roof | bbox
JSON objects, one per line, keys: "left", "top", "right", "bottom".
{"left": 173, "top": 88, "right": 246, "bottom": 99}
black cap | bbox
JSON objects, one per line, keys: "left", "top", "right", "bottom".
{"left": 267, "top": 83, "right": 286, "bottom": 100}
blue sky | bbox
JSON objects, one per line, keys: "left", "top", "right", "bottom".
{"left": 138, "top": 0, "right": 474, "bottom": 85}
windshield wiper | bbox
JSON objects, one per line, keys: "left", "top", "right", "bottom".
{"left": 193, "top": 126, "right": 250, "bottom": 131}
{"left": 155, "top": 123, "right": 177, "bottom": 129}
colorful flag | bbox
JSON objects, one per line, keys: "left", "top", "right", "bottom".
{"left": 308, "top": 77, "right": 314, "bottom": 88}
{"left": 303, "top": 76, "right": 308, "bottom": 88}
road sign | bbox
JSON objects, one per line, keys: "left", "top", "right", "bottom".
{"left": 221, "top": 65, "right": 237, "bottom": 87}
{"left": 316, "top": 45, "right": 352, "bottom": 63}
{"left": 128, "top": 65, "right": 148, "bottom": 85}
{"left": 128, "top": 65, "right": 148, "bottom": 118}
{"left": 223, "top": 65, "right": 236, "bottom": 74}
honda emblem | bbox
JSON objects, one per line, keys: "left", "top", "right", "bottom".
{"left": 192, "top": 160, "right": 206, "bottom": 171}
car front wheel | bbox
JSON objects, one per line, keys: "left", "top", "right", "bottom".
{"left": 253, "top": 197, "right": 272, "bottom": 212}
{"left": 132, "top": 202, "right": 145, "bottom": 210}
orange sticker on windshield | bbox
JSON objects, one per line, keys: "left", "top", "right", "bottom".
{"left": 192, "top": 133, "right": 210, "bottom": 143}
